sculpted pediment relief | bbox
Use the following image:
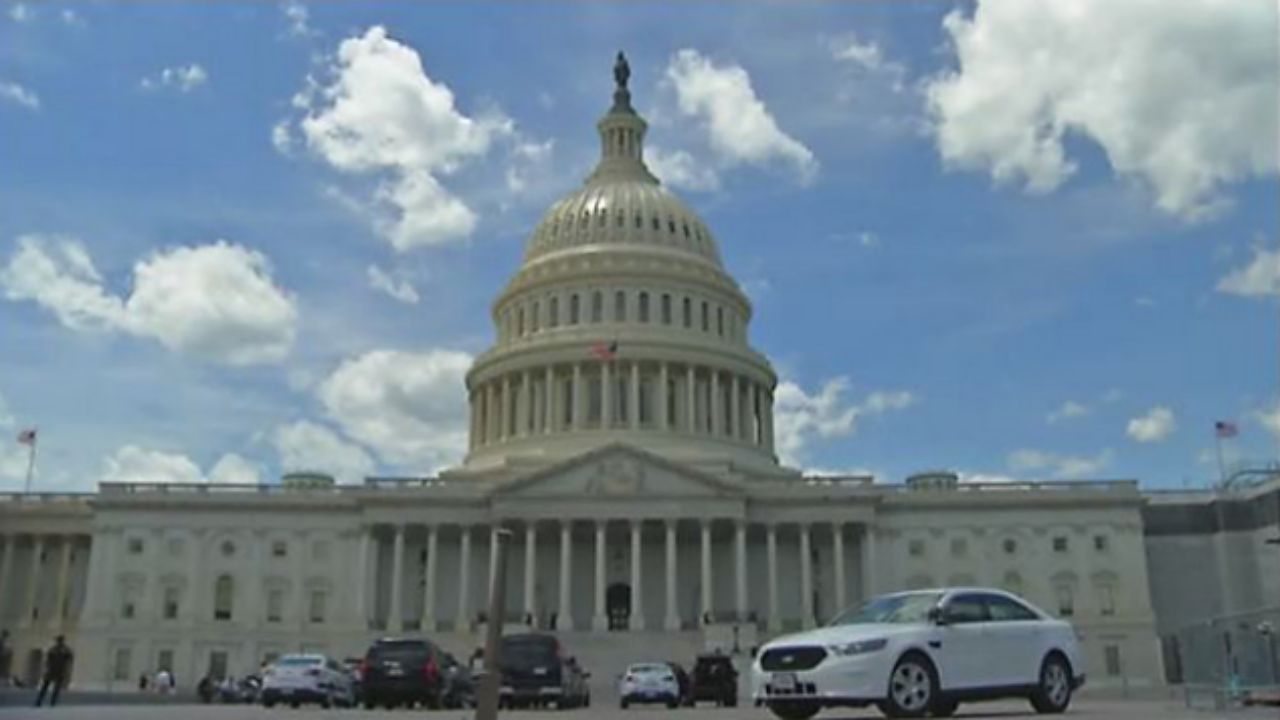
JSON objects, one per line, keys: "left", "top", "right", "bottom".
{"left": 495, "top": 444, "right": 739, "bottom": 499}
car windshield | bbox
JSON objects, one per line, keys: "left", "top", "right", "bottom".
{"left": 371, "top": 642, "right": 430, "bottom": 661}
{"left": 828, "top": 592, "right": 944, "bottom": 626}
{"left": 629, "top": 664, "right": 669, "bottom": 675}
{"left": 277, "top": 656, "right": 322, "bottom": 666}
{"left": 500, "top": 638, "right": 557, "bottom": 667}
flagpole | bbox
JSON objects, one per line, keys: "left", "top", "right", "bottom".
{"left": 1214, "top": 433, "right": 1226, "bottom": 488}
{"left": 23, "top": 435, "right": 37, "bottom": 494}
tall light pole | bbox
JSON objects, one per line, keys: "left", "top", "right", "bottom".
{"left": 476, "top": 528, "right": 512, "bottom": 720}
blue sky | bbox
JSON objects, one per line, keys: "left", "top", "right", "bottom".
{"left": 0, "top": 0, "right": 1276, "bottom": 491}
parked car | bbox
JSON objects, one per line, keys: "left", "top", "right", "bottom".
{"left": 667, "top": 661, "right": 692, "bottom": 705}
{"left": 497, "top": 633, "right": 591, "bottom": 709}
{"left": 752, "top": 588, "right": 1085, "bottom": 720}
{"left": 360, "top": 638, "right": 447, "bottom": 709}
{"left": 689, "top": 653, "right": 738, "bottom": 707}
{"left": 440, "top": 651, "right": 475, "bottom": 709}
{"left": 619, "top": 662, "right": 681, "bottom": 709}
{"left": 260, "top": 654, "right": 354, "bottom": 709}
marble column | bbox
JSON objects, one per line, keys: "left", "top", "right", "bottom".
{"left": 699, "top": 521, "right": 713, "bottom": 624}
{"left": 685, "top": 366, "right": 696, "bottom": 432}
{"left": 799, "top": 524, "right": 814, "bottom": 629}
{"left": 832, "top": 522, "right": 846, "bottom": 612}
{"left": 456, "top": 526, "right": 472, "bottom": 631}
{"left": 657, "top": 363, "right": 669, "bottom": 431}
{"left": 860, "top": 525, "right": 877, "bottom": 600}
{"left": 664, "top": 520, "right": 679, "bottom": 631}
{"left": 53, "top": 536, "right": 74, "bottom": 625}
{"left": 488, "top": 384, "right": 500, "bottom": 443}
{"left": 734, "top": 521, "right": 748, "bottom": 621}
{"left": 184, "top": 528, "right": 207, "bottom": 625}
{"left": 23, "top": 535, "right": 45, "bottom": 626}
{"left": 353, "top": 527, "right": 372, "bottom": 630}
{"left": 592, "top": 521, "right": 608, "bottom": 631}
{"left": 0, "top": 535, "right": 15, "bottom": 617}
{"left": 488, "top": 526, "right": 501, "bottom": 601}
{"left": 422, "top": 525, "right": 438, "bottom": 631}
{"left": 709, "top": 371, "right": 721, "bottom": 436}
{"left": 544, "top": 366, "right": 555, "bottom": 434}
{"left": 502, "top": 375, "right": 512, "bottom": 440}
{"left": 468, "top": 393, "right": 478, "bottom": 450}
{"left": 389, "top": 525, "right": 405, "bottom": 631}
{"left": 766, "top": 523, "right": 780, "bottom": 631}
{"left": 601, "top": 362, "right": 613, "bottom": 428}
{"left": 572, "top": 364, "right": 584, "bottom": 431}
{"left": 729, "top": 374, "right": 740, "bottom": 440}
{"left": 629, "top": 362, "right": 641, "bottom": 429}
{"left": 524, "top": 523, "right": 537, "bottom": 623}
{"left": 520, "top": 370, "right": 532, "bottom": 436}
{"left": 629, "top": 520, "right": 644, "bottom": 630}
{"left": 558, "top": 521, "right": 574, "bottom": 631}
{"left": 763, "top": 391, "right": 775, "bottom": 452}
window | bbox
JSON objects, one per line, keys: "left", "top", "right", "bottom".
{"left": 1098, "top": 583, "right": 1116, "bottom": 616}
{"left": 652, "top": 216, "right": 660, "bottom": 231}
{"left": 908, "top": 539, "right": 925, "bottom": 557}
{"left": 1094, "top": 535, "right": 1109, "bottom": 552}
{"left": 1104, "top": 646, "right": 1122, "bottom": 676}
{"left": 682, "top": 297, "right": 692, "bottom": 328}
{"left": 591, "top": 292, "right": 603, "bottom": 323}
{"left": 113, "top": 647, "right": 133, "bottom": 681}
{"left": 668, "top": 218, "right": 676, "bottom": 234}
{"left": 615, "top": 211, "right": 624, "bottom": 227}
{"left": 638, "top": 292, "right": 649, "bottom": 322}
{"left": 309, "top": 590, "right": 326, "bottom": 623}
{"left": 661, "top": 294, "right": 672, "bottom": 324}
{"left": 122, "top": 601, "right": 135, "bottom": 620}
{"left": 701, "top": 302, "right": 709, "bottom": 331}
{"left": 208, "top": 651, "right": 228, "bottom": 680}
{"left": 950, "top": 538, "right": 967, "bottom": 557}
{"left": 271, "top": 541, "right": 287, "bottom": 558}
{"left": 1055, "top": 583, "right": 1075, "bottom": 617}
{"left": 213, "top": 575, "right": 234, "bottom": 621}
{"left": 1003, "top": 538, "right": 1017, "bottom": 555}
{"left": 614, "top": 291, "right": 626, "bottom": 322}
{"left": 716, "top": 307, "right": 724, "bottom": 336}
{"left": 162, "top": 586, "right": 179, "bottom": 620}
{"left": 516, "top": 308, "right": 525, "bottom": 336}
{"left": 549, "top": 297, "right": 559, "bottom": 327}
{"left": 569, "top": 294, "right": 580, "bottom": 324}
{"left": 1052, "top": 536, "right": 1068, "bottom": 553}
{"left": 531, "top": 301, "right": 540, "bottom": 332}
{"left": 127, "top": 537, "right": 144, "bottom": 555}
{"left": 220, "top": 540, "right": 236, "bottom": 558}
{"left": 157, "top": 649, "right": 175, "bottom": 673}
{"left": 985, "top": 594, "right": 1038, "bottom": 621}
{"left": 634, "top": 213, "right": 642, "bottom": 229}
{"left": 267, "top": 588, "right": 284, "bottom": 623}
{"left": 943, "top": 594, "right": 988, "bottom": 624}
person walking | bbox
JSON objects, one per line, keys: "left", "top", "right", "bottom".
{"left": 33, "top": 635, "right": 73, "bottom": 707}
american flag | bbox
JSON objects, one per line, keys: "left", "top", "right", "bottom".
{"left": 589, "top": 340, "right": 617, "bottom": 361}
{"left": 16, "top": 428, "right": 36, "bottom": 445}
{"left": 1214, "top": 421, "right": 1238, "bottom": 438}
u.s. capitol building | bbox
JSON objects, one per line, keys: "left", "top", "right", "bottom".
{"left": 8, "top": 57, "right": 1260, "bottom": 693}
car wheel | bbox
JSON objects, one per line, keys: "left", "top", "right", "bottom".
{"left": 262, "top": 700, "right": 275, "bottom": 709}
{"left": 1030, "top": 654, "right": 1073, "bottom": 714}
{"left": 363, "top": 700, "right": 374, "bottom": 710}
{"left": 320, "top": 695, "right": 332, "bottom": 709}
{"left": 882, "top": 652, "right": 938, "bottom": 719}
{"left": 667, "top": 697, "right": 678, "bottom": 709}
{"left": 767, "top": 700, "right": 821, "bottom": 720}
{"left": 930, "top": 698, "right": 959, "bottom": 717}
{"left": 289, "top": 701, "right": 300, "bottom": 709}
{"left": 620, "top": 697, "right": 630, "bottom": 709}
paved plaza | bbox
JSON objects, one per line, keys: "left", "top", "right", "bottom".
{"left": 2, "top": 697, "right": 1277, "bottom": 720}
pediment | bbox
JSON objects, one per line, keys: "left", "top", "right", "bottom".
{"left": 493, "top": 443, "right": 742, "bottom": 499}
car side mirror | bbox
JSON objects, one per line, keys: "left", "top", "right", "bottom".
{"left": 928, "top": 606, "right": 948, "bottom": 626}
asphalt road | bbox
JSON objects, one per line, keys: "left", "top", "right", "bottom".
{"left": 2, "top": 696, "right": 1277, "bottom": 720}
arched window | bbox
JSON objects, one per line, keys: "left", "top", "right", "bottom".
{"left": 701, "top": 301, "right": 710, "bottom": 332}
{"left": 531, "top": 301, "right": 540, "bottom": 332}
{"left": 661, "top": 294, "right": 672, "bottom": 325}
{"left": 1093, "top": 572, "right": 1119, "bottom": 616}
{"left": 548, "top": 297, "right": 559, "bottom": 327}
{"left": 591, "top": 292, "right": 603, "bottom": 323}
{"left": 716, "top": 307, "right": 724, "bottom": 336}
{"left": 638, "top": 292, "right": 650, "bottom": 322}
{"left": 614, "top": 291, "right": 626, "bottom": 322}
{"left": 1052, "top": 572, "right": 1078, "bottom": 618}
{"left": 213, "top": 575, "right": 234, "bottom": 621}
{"left": 570, "top": 294, "right": 580, "bottom": 324}
{"left": 516, "top": 308, "right": 525, "bottom": 337}
{"left": 682, "top": 298, "right": 692, "bottom": 328}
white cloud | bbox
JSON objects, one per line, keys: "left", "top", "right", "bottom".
{"left": 1007, "top": 448, "right": 1113, "bottom": 477}
{"left": 857, "top": 232, "right": 879, "bottom": 248}
{"left": 1, "top": 235, "right": 298, "bottom": 365}
{"left": 366, "top": 264, "right": 419, "bottom": 304}
{"left": 288, "top": 26, "right": 513, "bottom": 251}
{"left": 101, "top": 446, "right": 263, "bottom": 486}
{"left": 1218, "top": 246, "right": 1280, "bottom": 298}
{"left": 1256, "top": 400, "right": 1280, "bottom": 441}
{"left": 317, "top": 349, "right": 472, "bottom": 472}
{"left": 925, "top": 0, "right": 1278, "bottom": 220}
{"left": 282, "top": 1, "right": 312, "bottom": 37}
{"left": 503, "top": 139, "right": 555, "bottom": 196}
{"left": 60, "top": 8, "right": 83, "bottom": 26}
{"left": 1127, "top": 405, "right": 1176, "bottom": 443}
{"left": 830, "top": 33, "right": 906, "bottom": 92}
{"left": 664, "top": 49, "right": 817, "bottom": 183}
{"left": 271, "top": 120, "right": 293, "bottom": 154}
{"left": 773, "top": 377, "right": 914, "bottom": 466}
{"left": 8, "top": 4, "right": 31, "bottom": 22}
{"left": 140, "top": 64, "right": 208, "bottom": 93}
{"left": 1047, "top": 400, "right": 1089, "bottom": 424}
{"left": 0, "top": 81, "right": 39, "bottom": 110}
{"left": 274, "top": 420, "right": 376, "bottom": 484}
{"left": 207, "top": 453, "right": 263, "bottom": 485}
{"left": 0, "top": 390, "right": 13, "bottom": 428}
{"left": 647, "top": 146, "right": 721, "bottom": 192}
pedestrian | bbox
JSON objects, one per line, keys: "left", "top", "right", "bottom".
{"left": 197, "top": 675, "right": 214, "bottom": 703}
{"left": 138, "top": 672, "right": 149, "bottom": 691}
{"left": 33, "top": 635, "right": 73, "bottom": 707}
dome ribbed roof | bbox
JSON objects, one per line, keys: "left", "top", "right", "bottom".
{"left": 520, "top": 54, "right": 723, "bottom": 268}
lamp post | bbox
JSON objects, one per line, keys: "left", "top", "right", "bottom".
{"left": 476, "top": 528, "right": 513, "bottom": 720}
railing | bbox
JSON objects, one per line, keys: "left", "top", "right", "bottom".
{"left": 902, "top": 479, "right": 1138, "bottom": 493}
{"left": 362, "top": 477, "right": 447, "bottom": 489}
{"left": 0, "top": 492, "right": 94, "bottom": 503}
{"left": 97, "top": 482, "right": 345, "bottom": 496}
{"left": 801, "top": 476, "right": 874, "bottom": 487}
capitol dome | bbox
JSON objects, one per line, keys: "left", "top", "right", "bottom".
{"left": 461, "top": 53, "right": 779, "bottom": 473}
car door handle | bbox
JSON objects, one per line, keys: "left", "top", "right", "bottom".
{"left": 927, "top": 640, "right": 941, "bottom": 649}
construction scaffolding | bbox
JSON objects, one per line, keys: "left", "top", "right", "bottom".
{"left": 1165, "top": 606, "right": 1280, "bottom": 710}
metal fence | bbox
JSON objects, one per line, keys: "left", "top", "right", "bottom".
{"left": 1165, "top": 606, "right": 1280, "bottom": 710}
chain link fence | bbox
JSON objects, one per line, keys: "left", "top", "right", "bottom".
{"left": 1164, "top": 607, "right": 1280, "bottom": 710}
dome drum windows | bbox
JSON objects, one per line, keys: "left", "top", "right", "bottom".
{"left": 638, "top": 292, "right": 650, "bottom": 323}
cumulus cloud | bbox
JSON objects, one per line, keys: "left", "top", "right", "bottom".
{"left": 1127, "top": 405, "right": 1176, "bottom": 443}
{"left": 830, "top": 33, "right": 906, "bottom": 92}
{"left": 773, "top": 377, "right": 914, "bottom": 466}
{"left": 0, "top": 81, "right": 39, "bottom": 110}
{"left": 286, "top": 26, "right": 514, "bottom": 250}
{"left": 647, "top": 146, "right": 721, "bottom": 192}
{"left": 0, "top": 235, "right": 297, "bottom": 365}
{"left": 367, "top": 264, "right": 419, "bottom": 304}
{"left": 664, "top": 49, "right": 817, "bottom": 183}
{"left": 504, "top": 139, "right": 555, "bottom": 195}
{"left": 1007, "top": 448, "right": 1113, "bottom": 478}
{"left": 316, "top": 349, "right": 472, "bottom": 472}
{"left": 1218, "top": 245, "right": 1280, "bottom": 298}
{"left": 1255, "top": 400, "right": 1280, "bottom": 441}
{"left": 274, "top": 420, "right": 376, "bottom": 484}
{"left": 282, "top": 1, "right": 313, "bottom": 37}
{"left": 140, "top": 64, "right": 208, "bottom": 93}
{"left": 925, "top": 0, "right": 1278, "bottom": 220}
{"left": 101, "top": 446, "right": 262, "bottom": 485}
{"left": 1047, "top": 400, "right": 1089, "bottom": 424}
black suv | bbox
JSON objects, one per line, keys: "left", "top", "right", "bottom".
{"left": 497, "top": 633, "right": 591, "bottom": 709}
{"left": 689, "top": 653, "right": 738, "bottom": 707}
{"left": 360, "top": 638, "right": 447, "bottom": 709}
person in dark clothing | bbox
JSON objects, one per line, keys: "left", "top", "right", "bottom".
{"left": 33, "top": 635, "right": 73, "bottom": 707}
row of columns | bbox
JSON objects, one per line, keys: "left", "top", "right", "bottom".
{"left": 0, "top": 533, "right": 82, "bottom": 629}
{"left": 468, "top": 361, "right": 775, "bottom": 451}
{"left": 362, "top": 520, "right": 874, "bottom": 633}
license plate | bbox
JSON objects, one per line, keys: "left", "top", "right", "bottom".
{"left": 772, "top": 673, "right": 797, "bottom": 692}
{"left": 533, "top": 667, "right": 548, "bottom": 676}
{"left": 386, "top": 668, "right": 403, "bottom": 677}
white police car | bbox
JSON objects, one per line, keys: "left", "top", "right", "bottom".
{"left": 618, "top": 662, "right": 681, "bottom": 709}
